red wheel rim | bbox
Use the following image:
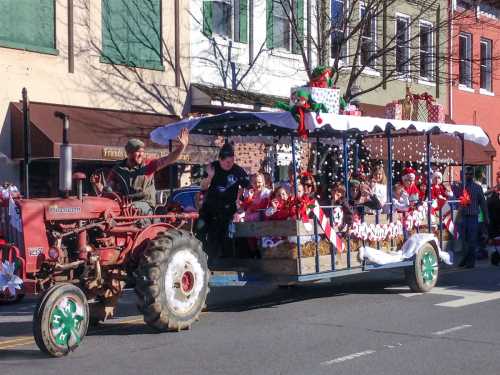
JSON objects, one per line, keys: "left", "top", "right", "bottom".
{"left": 181, "top": 271, "right": 194, "bottom": 293}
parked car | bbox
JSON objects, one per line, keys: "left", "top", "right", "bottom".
{"left": 163, "top": 185, "right": 202, "bottom": 212}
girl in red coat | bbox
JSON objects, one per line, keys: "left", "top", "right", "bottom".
{"left": 430, "top": 171, "right": 453, "bottom": 212}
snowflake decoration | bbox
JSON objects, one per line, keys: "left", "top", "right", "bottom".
{"left": 0, "top": 261, "right": 23, "bottom": 296}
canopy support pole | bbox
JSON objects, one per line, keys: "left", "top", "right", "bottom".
{"left": 342, "top": 133, "right": 351, "bottom": 268}
{"left": 426, "top": 133, "right": 432, "bottom": 231}
{"left": 386, "top": 128, "right": 393, "bottom": 223}
{"left": 291, "top": 136, "right": 302, "bottom": 273}
{"left": 460, "top": 133, "right": 465, "bottom": 190}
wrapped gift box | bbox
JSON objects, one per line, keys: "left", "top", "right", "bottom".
{"left": 290, "top": 86, "right": 340, "bottom": 114}
{"left": 342, "top": 110, "right": 362, "bottom": 116}
{"left": 411, "top": 100, "right": 429, "bottom": 122}
{"left": 384, "top": 102, "right": 403, "bottom": 120}
{"left": 428, "top": 103, "right": 445, "bottom": 123}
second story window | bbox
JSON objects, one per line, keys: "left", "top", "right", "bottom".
{"left": 396, "top": 15, "right": 410, "bottom": 75}
{"left": 459, "top": 32, "right": 472, "bottom": 87}
{"left": 101, "top": 0, "right": 162, "bottom": 70}
{"left": 419, "top": 22, "right": 433, "bottom": 80}
{"left": 360, "top": 5, "right": 376, "bottom": 68}
{"left": 0, "top": 0, "right": 57, "bottom": 55}
{"left": 331, "top": 0, "right": 348, "bottom": 63}
{"left": 266, "top": 0, "right": 304, "bottom": 54}
{"left": 203, "top": 0, "right": 248, "bottom": 43}
{"left": 480, "top": 38, "right": 492, "bottom": 92}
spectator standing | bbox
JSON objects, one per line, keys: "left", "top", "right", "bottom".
{"left": 458, "top": 167, "right": 489, "bottom": 268}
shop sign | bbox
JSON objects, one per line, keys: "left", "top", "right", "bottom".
{"left": 102, "top": 147, "right": 191, "bottom": 162}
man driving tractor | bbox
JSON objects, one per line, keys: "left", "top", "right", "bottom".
{"left": 93, "top": 128, "right": 189, "bottom": 216}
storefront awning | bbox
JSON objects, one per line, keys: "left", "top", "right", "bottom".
{"left": 9, "top": 102, "right": 217, "bottom": 164}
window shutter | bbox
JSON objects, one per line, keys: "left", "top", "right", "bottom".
{"left": 292, "top": 0, "right": 304, "bottom": 54}
{"left": 266, "top": 0, "right": 273, "bottom": 48}
{"left": 0, "top": 0, "right": 56, "bottom": 53}
{"left": 203, "top": 1, "right": 213, "bottom": 37}
{"left": 239, "top": 0, "right": 248, "bottom": 43}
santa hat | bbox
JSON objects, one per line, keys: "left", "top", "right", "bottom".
{"left": 432, "top": 170, "right": 443, "bottom": 180}
{"left": 402, "top": 167, "right": 416, "bottom": 181}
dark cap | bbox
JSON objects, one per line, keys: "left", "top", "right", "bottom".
{"left": 465, "top": 166, "right": 474, "bottom": 174}
{"left": 125, "top": 138, "right": 145, "bottom": 153}
{"left": 219, "top": 142, "right": 235, "bottom": 159}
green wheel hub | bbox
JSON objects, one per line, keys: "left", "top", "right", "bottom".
{"left": 421, "top": 250, "right": 438, "bottom": 284}
{"left": 50, "top": 297, "right": 85, "bottom": 346}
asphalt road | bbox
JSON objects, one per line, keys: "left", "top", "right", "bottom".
{"left": 1, "top": 262, "right": 500, "bottom": 375}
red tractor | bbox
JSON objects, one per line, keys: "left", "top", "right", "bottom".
{"left": 0, "top": 113, "right": 209, "bottom": 357}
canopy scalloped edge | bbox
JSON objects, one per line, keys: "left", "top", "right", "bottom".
{"left": 150, "top": 111, "right": 490, "bottom": 147}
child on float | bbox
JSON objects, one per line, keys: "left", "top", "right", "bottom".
{"left": 234, "top": 173, "right": 271, "bottom": 222}
{"left": 391, "top": 183, "right": 410, "bottom": 213}
{"left": 265, "top": 186, "right": 293, "bottom": 220}
{"left": 430, "top": 170, "right": 453, "bottom": 212}
{"left": 401, "top": 167, "right": 420, "bottom": 208}
{"left": 370, "top": 165, "right": 388, "bottom": 211}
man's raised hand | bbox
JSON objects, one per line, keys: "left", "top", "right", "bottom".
{"left": 177, "top": 128, "right": 189, "bottom": 149}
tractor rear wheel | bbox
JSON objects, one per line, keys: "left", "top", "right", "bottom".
{"left": 135, "top": 230, "right": 209, "bottom": 332}
{"left": 33, "top": 283, "right": 89, "bottom": 357}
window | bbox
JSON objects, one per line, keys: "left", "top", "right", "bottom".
{"left": 459, "top": 33, "right": 472, "bottom": 87}
{"left": 102, "top": 0, "right": 162, "bottom": 70}
{"left": 360, "top": 5, "right": 376, "bottom": 67}
{"left": 273, "top": 0, "right": 291, "bottom": 50}
{"left": 456, "top": 0, "right": 474, "bottom": 10}
{"left": 203, "top": 0, "right": 248, "bottom": 43}
{"left": 266, "top": 0, "right": 304, "bottom": 54}
{"left": 480, "top": 38, "right": 492, "bottom": 91}
{"left": 0, "top": 0, "right": 56, "bottom": 55}
{"left": 331, "top": 0, "right": 348, "bottom": 62}
{"left": 396, "top": 15, "right": 410, "bottom": 74}
{"left": 419, "top": 22, "right": 433, "bottom": 80}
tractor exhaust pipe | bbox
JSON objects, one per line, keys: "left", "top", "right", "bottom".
{"left": 55, "top": 111, "right": 72, "bottom": 197}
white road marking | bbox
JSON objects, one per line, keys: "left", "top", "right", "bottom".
{"left": 433, "top": 324, "right": 472, "bottom": 335}
{"left": 389, "top": 286, "right": 500, "bottom": 308}
{"left": 436, "top": 291, "right": 500, "bottom": 307}
{"left": 321, "top": 350, "right": 376, "bottom": 365}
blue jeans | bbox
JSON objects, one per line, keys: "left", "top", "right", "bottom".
{"left": 461, "top": 215, "right": 479, "bottom": 266}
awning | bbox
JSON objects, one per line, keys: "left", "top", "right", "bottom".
{"left": 9, "top": 102, "right": 217, "bottom": 164}
{"left": 190, "top": 83, "right": 288, "bottom": 113}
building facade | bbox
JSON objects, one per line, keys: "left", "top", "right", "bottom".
{"left": 451, "top": 0, "right": 500, "bottom": 181}
{"left": 0, "top": 0, "right": 191, "bottom": 193}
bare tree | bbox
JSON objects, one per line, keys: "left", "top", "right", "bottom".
{"left": 271, "top": 0, "right": 499, "bottom": 101}
{"left": 80, "top": 0, "right": 188, "bottom": 115}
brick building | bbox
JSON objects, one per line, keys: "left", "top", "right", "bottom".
{"left": 450, "top": 0, "right": 500, "bottom": 183}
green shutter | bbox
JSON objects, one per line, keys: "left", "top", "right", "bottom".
{"left": 266, "top": 0, "right": 273, "bottom": 48}
{"left": 239, "top": 0, "right": 248, "bottom": 43}
{"left": 292, "top": 0, "right": 304, "bottom": 54}
{"left": 101, "top": 0, "right": 162, "bottom": 70}
{"left": 202, "top": 1, "right": 213, "bottom": 37}
{"left": 0, "top": 0, "right": 56, "bottom": 54}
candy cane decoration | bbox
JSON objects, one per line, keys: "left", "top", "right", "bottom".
{"left": 441, "top": 202, "right": 456, "bottom": 239}
{"left": 311, "top": 201, "right": 345, "bottom": 253}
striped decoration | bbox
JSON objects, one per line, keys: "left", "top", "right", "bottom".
{"left": 311, "top": 201, "right": 345, "bottom": 253}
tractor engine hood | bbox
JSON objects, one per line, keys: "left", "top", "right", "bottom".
{"left": 17, "top": 196, "right": 122, "bottom": 221}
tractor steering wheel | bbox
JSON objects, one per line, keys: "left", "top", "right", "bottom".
{"left": 90, "top": 168, "right": 130, "bottom": 198}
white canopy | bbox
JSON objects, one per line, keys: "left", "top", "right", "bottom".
{"left": 305, "top": 113, "right": 490, "bottom": 146}
{"left": 150, "top": 111, "right": 490, "bottom": 147}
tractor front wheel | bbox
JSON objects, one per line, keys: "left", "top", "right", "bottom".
{"left": 33, "top": 283, "right": 89, "bottom": 357}
{"left": 135, "top": 230, "right": 209, "bottom": 332}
